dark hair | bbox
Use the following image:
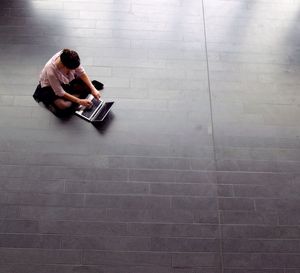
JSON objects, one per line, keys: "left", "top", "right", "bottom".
{"left": 60, "top": 49, "right": 80, "bottom": 69}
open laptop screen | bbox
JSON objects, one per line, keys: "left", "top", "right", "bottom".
{"left": 93, "top": 102, "right": 114, "bottom": 122}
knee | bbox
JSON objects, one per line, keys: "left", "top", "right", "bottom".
{"left": 54, "top": 99, "right": 72, "bottom": 109}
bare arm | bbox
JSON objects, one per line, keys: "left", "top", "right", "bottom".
{"left": 63, "top": 92, "right": 92, "bottom": 107}
{"left": 80, "top": 73, "right": 101, "bottom": 100}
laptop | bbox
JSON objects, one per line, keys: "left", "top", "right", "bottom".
{"left": 75, "top": 94, "right": 114, "bottom": 123}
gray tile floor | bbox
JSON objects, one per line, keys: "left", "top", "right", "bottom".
{"left": 0, "top": 0, "right": 300, "bottom": 272}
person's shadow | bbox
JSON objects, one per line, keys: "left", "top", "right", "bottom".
{"left": 92, "top": 112, "right": 115, "bottom": 135}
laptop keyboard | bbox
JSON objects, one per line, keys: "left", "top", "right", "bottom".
{"left": 82, "top": 98, "right": 102, "bottom": 119}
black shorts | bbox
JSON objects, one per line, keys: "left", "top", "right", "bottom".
{"left": 33, "top": 84, "right": 59, "bottom": 106}
{"left": 33, "top": 78, "right": 103, "bottom": 107}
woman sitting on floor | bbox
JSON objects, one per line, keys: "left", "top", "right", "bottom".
{"left": 33, "top": 48, "right": 103, "bottom": 116}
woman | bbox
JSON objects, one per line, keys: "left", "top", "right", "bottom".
{"left": 33, "top": 49, "right": 103, "bottom": 116}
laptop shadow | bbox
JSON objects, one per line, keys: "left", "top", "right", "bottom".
{"left": 92, "top": 112, "right": 115, "bottom": 135}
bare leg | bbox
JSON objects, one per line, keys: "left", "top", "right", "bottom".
{"left": 53, "top": 99, "right": 72, "bottom": 109}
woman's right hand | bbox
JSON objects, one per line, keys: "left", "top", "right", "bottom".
{"left": 78, "top": 99, "right": 92, "bottom": 108}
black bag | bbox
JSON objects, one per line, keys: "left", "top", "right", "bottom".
{"left": 92, "top": 80, "right": 104, "bottom": 90}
